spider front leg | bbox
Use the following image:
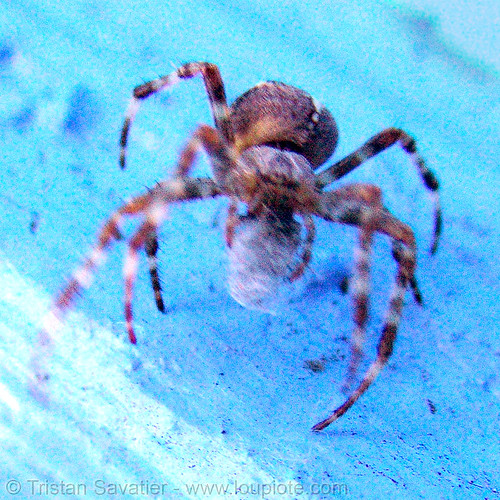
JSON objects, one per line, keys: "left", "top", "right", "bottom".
{"left": 32, "top": 177, "right": 221, "bottom": 399}
{"left": 316, "top": 127, "right": 442, "bottom": 254}
{"left": 313, "top": 188, "right": 417, "bottom": 430}
{"left": 123, "top": 125, "right": 238, "bottom": 342}
{"left": 120, "top": 62, "right": 230, "bottom": 312}
{"left": 143, "top": 122, "right": 236, "bottom": 313}
{"left": 120, "top": 62, "right": 233, "bottom": 168}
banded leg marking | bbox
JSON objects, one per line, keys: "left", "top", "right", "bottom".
{"left": 316, "top": 128, "right": 441, "bottom": 253}
{"left": 313, "top": 252, "right": 412, "bottom": 431}
{"left": 312, "top": 188, "right": 417, "bottom": 429}
{"left": 120, "top": 62, "right": 232, "bottom": 168}
{"left": 290, "top": 215, "right": 316, "bottom": 281}
{"left": 344, "top": 224, "right": 373, "bottom": 389}
{"left": 145, "top": 231, "right": 165, "bottom": 313}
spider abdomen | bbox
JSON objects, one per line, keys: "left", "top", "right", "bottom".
{"left": 230, "top": 81, "right": 338, "bottom": 168}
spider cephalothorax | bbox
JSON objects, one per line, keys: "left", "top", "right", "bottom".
{"left": 36, "top": 62, "right": 441, "bottom": 431}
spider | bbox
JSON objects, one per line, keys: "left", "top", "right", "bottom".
{"left": 36, "top": 62, "right": 441, "bottom": 431}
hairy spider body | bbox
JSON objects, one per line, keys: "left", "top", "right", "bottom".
{"left": 35, "top": 62, "right": 441, "bottom": 431}
{"left": 229, "top": 82, "right": 338, "bottom": 167}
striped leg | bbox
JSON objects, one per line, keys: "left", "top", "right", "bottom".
{"left": 312, "top": 188, "right": 417, "bottom": 430}
{"left": 313, "top": 247, "right": 413, "bottom": 431}
{"left": 122, "top": 178, "right": 222, "bottom": 344}
{"left": 315, "top": 128, "right": 442, "bottom": 254}
{"left": 30, "top": 191, "right": 153, "bottom": 397}
{"left": 120, "top": 62, "right": 233, "bottom": 168}
{"left": 392, "top": 239, "right": 422, "bottom": 305}
{"left": 173, "top": 123, "right": 237, "bottom": 182}
{"left": 124, "top": 219, "right": 158, "bottom": 344}
{"left": 317, "top": 183, "right": 419, "bottom": 305}
{"left": 344, "top": 225, "right": 373, "bottom": 389}
{"left": 122, "top": 126, "right": 238, "bottom": 342}
{"left": 144, "top": 124, "right": 235, "bottom": 311}
{"left": 120, "top": 62, "right": 230, "bottom": 313}
{"left": 145, "top": 231, "right": 165, "bottom": 313}
{"left": 318, "top": 184, "right": 405, "bottom": 386}
{"left": 32, "top": 177, "right": 221, "bottom": 397}
{"left": 289, "top": 215, "right": 316, "bottom": 281}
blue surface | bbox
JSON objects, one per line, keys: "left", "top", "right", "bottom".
{"left": 0, "top": 0, "right": 499, "bottom": 498}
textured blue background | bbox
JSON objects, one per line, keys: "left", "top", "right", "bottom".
{"left": 0, "top": 0, "right": 499, "bottom": 498}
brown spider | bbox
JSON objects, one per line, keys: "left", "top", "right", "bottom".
{"left": 35, "top": 62, "right": 441, "bottom": 431}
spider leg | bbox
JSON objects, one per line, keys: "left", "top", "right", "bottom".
{"left": 120, "top": 62, "right": 231, "bottom": 315}
{"left": 145, "top": 231, "right": 165, "bottom": 313}
{"left": 41, "top": 191, "right": 158, "bottom": 331}
{"left": 313, "top": 255, "right": 411, "bottom": 431}
{"left": 124, "top": 178, "right": 223, "bottom": 344}
{"left": 124, "top": 219, "right": 158, "bottom": 344}
{"left": 289, "top": 215, "right": 316, "bottom": 281}
{"left": 142, "top": 121, "right": 235, "bottom": 311}
{"left": 120, "top": 62, "right": 233, "bottom": 168}
{"left": 141, "top": 139, "right": 193, "bottom": 312}
{"left": 31, "top": 190, "right": 153, "bottom": 393}
{"left": 224, "top": 199, "right": 239, "bottom": 247}
{"left": 312, "top": 188, "right": 416, "bottom": 430}
{"left": 32, "top": 177, "right": 221, "bottom": 395}
{"left": 315, "top": 128, "right": 442, "bottom": 254}
{"left": 344, "top": 223, "right": 373, "bottom": 390}
{"left": 320, "top": 185, "right": 416, "bottom": 386}
{"left": 331, "top": 184, "right": 382, "bottom": 387}
{"left": 123, "top": 126, "right": 239, "bottom": 342}
{"left": 392, "top": 239, "right": 423, "bottom": 305}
